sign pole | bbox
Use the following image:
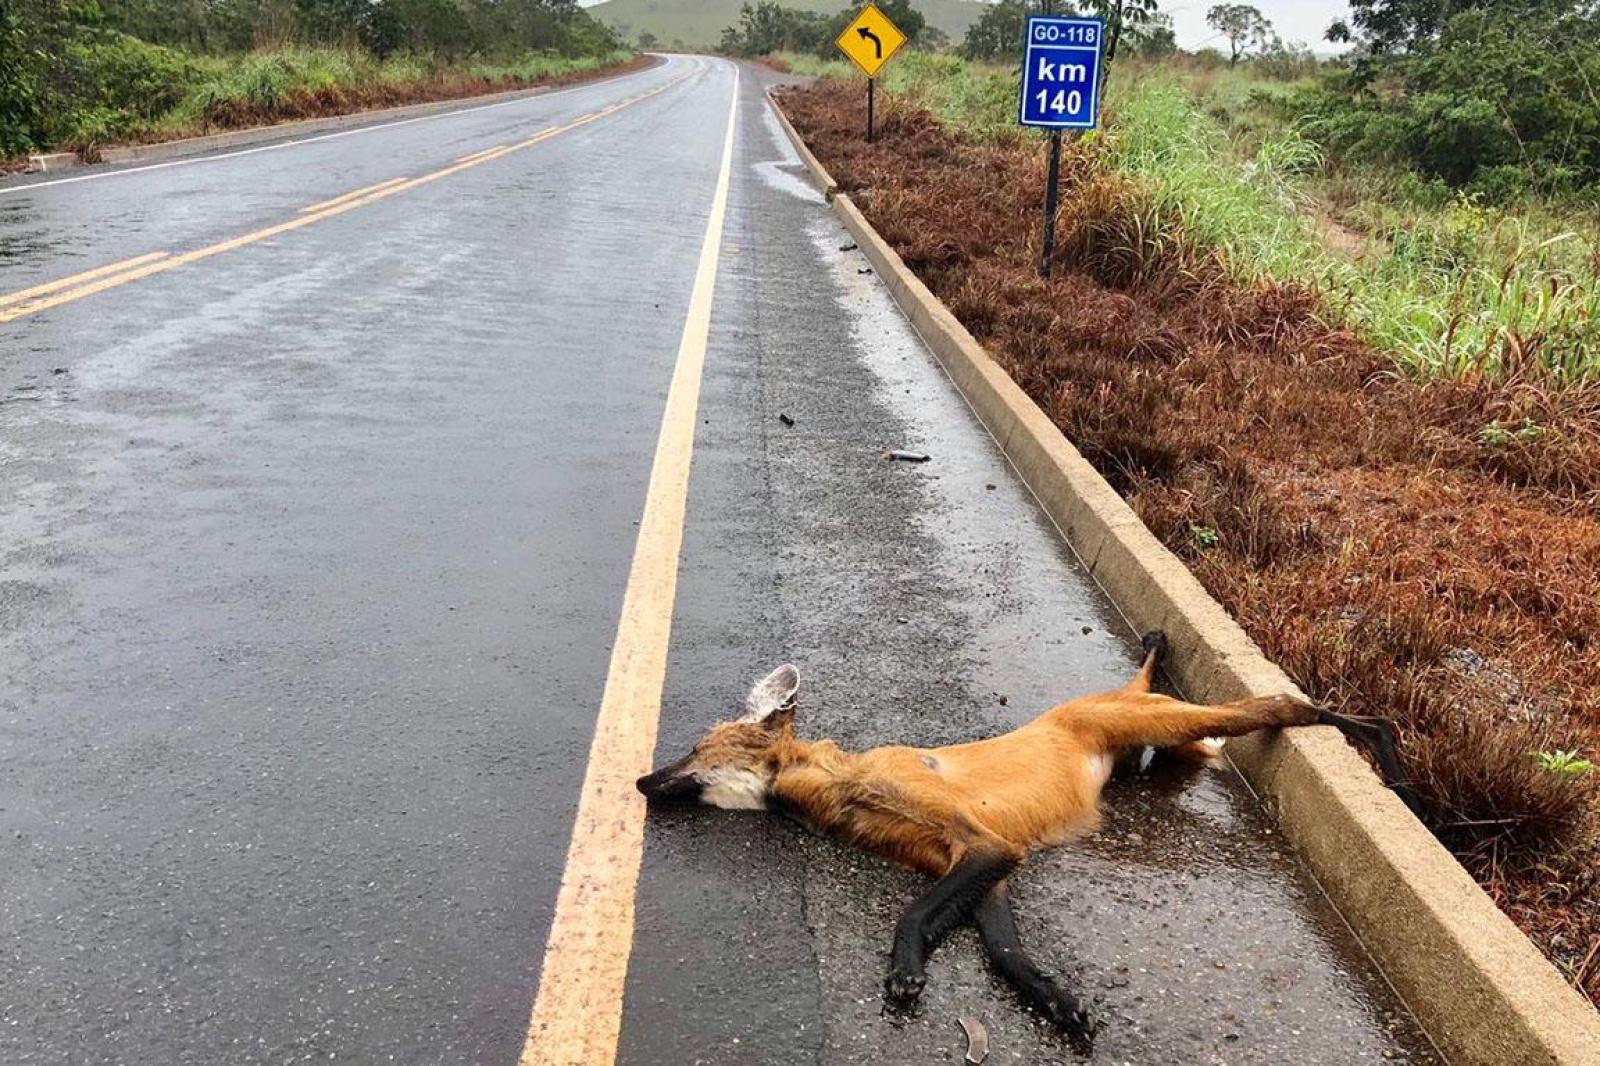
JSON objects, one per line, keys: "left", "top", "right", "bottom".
{"left": 1040, "top": 128, "right": 1062, "bottom": 277}
{"left": 835, "top": 4, "right": 905, "bottom": 142}
{"left": 1016, "top": 12, "right": 1104, "bottom": 279}
{"left": 868, "top": 77, "right": 876, "bottom": 143}
{"left": 1038, "top": 0, "right": 1057, "bottom": 278}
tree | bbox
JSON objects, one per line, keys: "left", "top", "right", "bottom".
{"left": 0, "top": 0, "right": 39, "bottom": 152}
{"left": 720, "top": 0, "right": 829, "bottom": 56}
{"left": 1328, "top": 0, "right": 1482, "bottom": 55}
{"left": 912, "top": 22, "right": 947, "bottom": 50}
{"left": 1205, "top": 2, "right": 1271, "bottom": 65}
{"left": 1128, "top": 10, "right": 1175, "bottom": 56}
{"left": 1081, "top": 0, "right": 1159, "bottom": 61}
{"left": 818, "top": 0, "right": 923, "bottom": 58}
{"left": 961, "top": 0, "right": 1027, "bottom": 60}
{"left": 368, "top": 0, "right": 472, "bottom": 59}
{"left": 636, "top": 30, "right": 656, "bottom": 48}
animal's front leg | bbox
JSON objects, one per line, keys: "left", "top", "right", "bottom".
{"left": 883, "top": 845, "right": 1019, "bottom": 1012}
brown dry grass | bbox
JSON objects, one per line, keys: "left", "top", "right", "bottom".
{"left": 780, "top": 79, "right": 1600, "bottom": 1002}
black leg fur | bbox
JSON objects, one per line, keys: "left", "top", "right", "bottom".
{"left": 1315, "top": 708, "right": 1425, "bottom": 818}
{"left": 884, "top": 850, "right": 1016, "bottom": 1013}
{"left": 974, "top": 883, "right": 1095, "bottom": 1052}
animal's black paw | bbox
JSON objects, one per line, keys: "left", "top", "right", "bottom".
{"left": 882, "top": 969, "right": 927, "bottom": 1012}
{"left": 1032, "top": 979, "right": 1097, "bottom": 1053}
{"left": 1140, "top": 630, "right": 1168, "bottom": 661}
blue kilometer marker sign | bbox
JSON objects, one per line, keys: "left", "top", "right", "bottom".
{"left": 1017, "top": 15, "right": 1104, "bottom": 130}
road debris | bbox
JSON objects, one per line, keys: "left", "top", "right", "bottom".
{"left": 881, "top": 449, "right": 930, "bottom": 463}
{"left": 839, "top": 241, "right": 858, "bottom": 251}
{"left": 779, "top": 413, "right": 796, "bottom": 427}
{"left": 957, "top": 1016, "right": 989, "bottom": 1064}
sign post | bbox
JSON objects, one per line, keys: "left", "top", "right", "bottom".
{"left": 1017, "top": 14, "right": 1104, "bottom": 277}
{"left": 836, "top": 3, "right": 908, "bottom": 143}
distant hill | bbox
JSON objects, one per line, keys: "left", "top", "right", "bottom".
{"left": 586, "top": 0, "right": 990, "bottom": 50}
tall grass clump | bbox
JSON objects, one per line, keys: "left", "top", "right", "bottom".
{"left": 768, "top": 51, "right": 852, "bottom": 78}
{"left": 881, "top": 53, "right": 1019, "bottom": 138}
{"left": 469, "top": 49, "right": 631, "bottom": 84}
{"left": 83, "top": 47, "right": 635, "bottom": 144}
{"left": 1102, "top": 71, "right": 1600, "bottom": 379}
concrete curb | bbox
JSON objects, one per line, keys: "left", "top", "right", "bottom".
{"left": 25, "top": 152, "right": 78, "bottom": 173}
{"left": 768, "top": 92, "right": 838, "bottom": 197}
{"left": 26, "top": 57, "right": 656, "bottom": 174}
{"left": 766, "top": 88, "right": 1600, "bottom": 1066}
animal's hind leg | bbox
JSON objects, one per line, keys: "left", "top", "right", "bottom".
{"left": 1316, "top": 708, "right": 1424, "bottom": 817}
{"left": 974, "top": 881, "right": 1094, "bottom": 1051}
{"left": 1119, "top": 632, "right": 1216, "bottom": 764}
{"left": 1120, "top": 631, "right": 1168, "bottom": 694}
{"left": 1072, "top": 692, "right": 1319, "bottom": 751}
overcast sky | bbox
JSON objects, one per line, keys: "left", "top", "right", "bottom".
{"left": 577, "top": 0, "right": 1351, "bottom": 53}
{"left": 1166, "top": 0, "right": 1348, "bottom": 50}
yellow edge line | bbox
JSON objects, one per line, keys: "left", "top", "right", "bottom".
{"left": 517, "top": 71, "right": 739, "bottom": 1066}
{"left": 0, "top": 251, "right": 169, "bottom": 307}
{"left": 0, "top": 76, "right": 683, "bottom": 325}
{"left": 298, "top": 177, "right": 408, "bottom": 214}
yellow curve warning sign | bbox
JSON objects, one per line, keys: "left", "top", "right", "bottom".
{"left": 835, "top": 3, "right": 908, "bottom": 78}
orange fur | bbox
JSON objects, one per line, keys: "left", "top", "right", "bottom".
{"left": 639, "top": 647, "right": 1317, "bottom": 879}
{"left": 765, "top": 688, "right": 1313, "bottom": 876}
{"left": 636, "top": 645, "right": 1326, "bottom": 1045}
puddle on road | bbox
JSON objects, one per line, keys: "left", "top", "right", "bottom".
{"left": 751, "top": 104, "right": 824, "bottom": 205}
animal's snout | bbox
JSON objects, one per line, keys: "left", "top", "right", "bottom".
{"left": 636, "top": 763, "right": 701, "bottom": 804}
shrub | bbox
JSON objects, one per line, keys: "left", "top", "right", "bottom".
{"left": 1305, "top": 5, "right": 1600, "bottom": 193}
{"left": 43, "top": 32, "right": 204, "bottom": 144}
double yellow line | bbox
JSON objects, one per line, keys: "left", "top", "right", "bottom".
{"left": 0, "top": 79, "right": 680, "bottom": 326}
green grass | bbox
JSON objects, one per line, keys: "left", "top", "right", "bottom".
{"left": 863, "top": 53, "right": 1600, "bottom": 379}
{"left": 1103, "top": 69, "right": 1600, "bottom": 378}
{"left": 49, "top": 44, "right": 634, "bottom": 148}
{"left": 769, "top": 51, "right": 852, "bottom": 77}
{"left": 774, "top": 51, "right": 1014, "bottom": 133}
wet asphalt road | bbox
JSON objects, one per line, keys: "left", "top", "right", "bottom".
{"left": 1, "top": 55, "right": 1437, "bottom": 1064}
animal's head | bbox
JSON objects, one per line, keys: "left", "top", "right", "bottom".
{"left": 635, "top": 664, "right": 801, "bottom": 810}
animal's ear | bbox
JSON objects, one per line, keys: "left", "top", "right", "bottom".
{"left": 741, "top": 664, "right": 800, "bottom": 725}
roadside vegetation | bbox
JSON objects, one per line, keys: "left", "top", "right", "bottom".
{"left": 0, "top": 0, "right": 629, "bottom": 160}
{"left": 766, "top": 0, "right": 1600, "bottom": 1007}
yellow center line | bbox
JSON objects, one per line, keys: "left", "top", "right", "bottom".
{"left": 298, "top": 177, "right": 408, "bottom": 214}
{"left": 454, "top": 145, "right": 508, "bottom": 164}
{"left": 517, "top": 70, "right": 738, "bottom": 1066}
{"left": 0, "top": 76, "right": 686, "bottom": 325}
{"left": 0, "top": 251, "right": 170, "bottom": 307}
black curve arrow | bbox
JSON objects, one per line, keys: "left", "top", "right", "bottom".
{"left": 856, "top": 26, "right": 883, "bottom": 58}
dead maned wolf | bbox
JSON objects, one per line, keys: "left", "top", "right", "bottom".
{"left": 637, "top": 632, "right": 1417, "bottom": 1049}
